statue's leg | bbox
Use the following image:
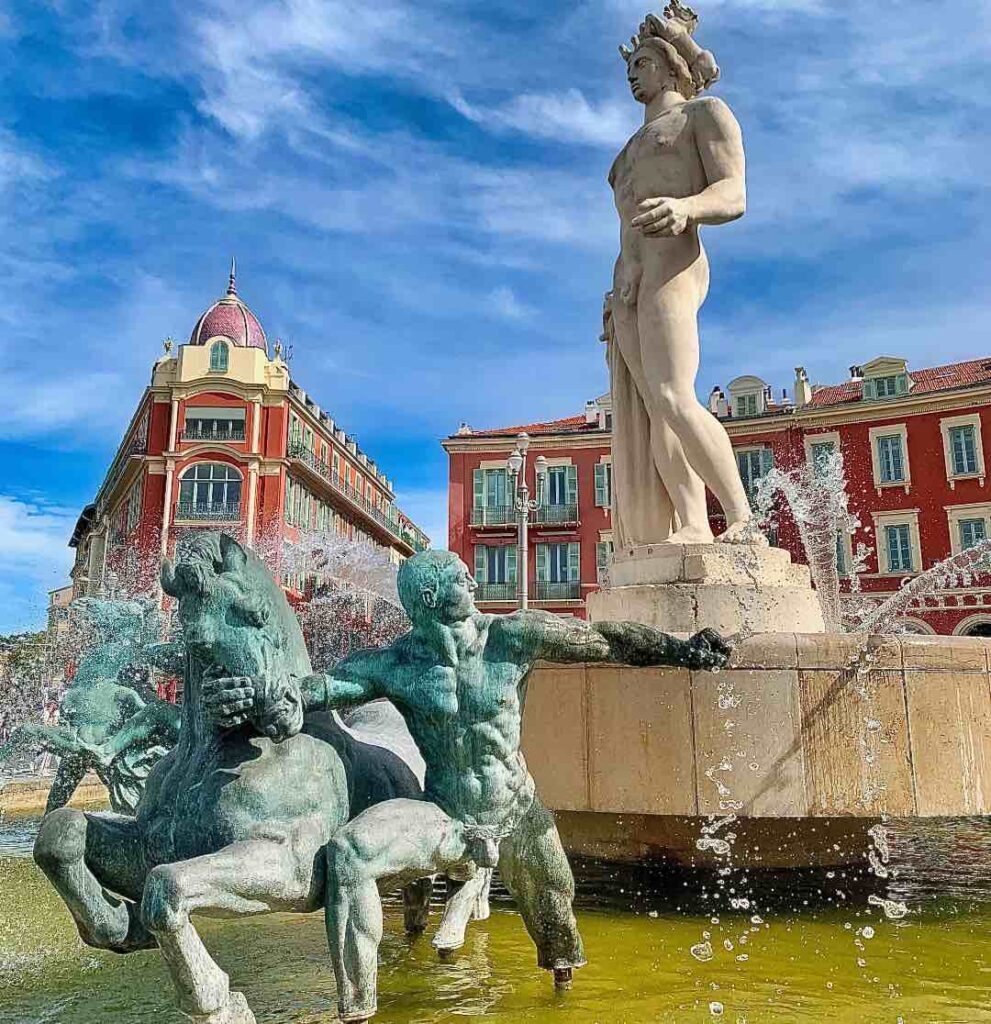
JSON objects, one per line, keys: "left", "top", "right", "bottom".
{"left": 635, "top": 260, "right": 755, "bottom": 538}
{"left": 498, "top": 798, "right": 585, "bottom": 988}
{"left": 402, "top": 876, "right": 433, "bottom": 936}
{"left": 0, "top": 723, "right": 50, "bottom": 764}
{"left": 431, "top": 867, "right": 493, "bottom": 954}
{"left": 45, "top": 757, "right": 89, "bottom": 812}
{"left": 140, "top": 838, "right": 315, "bottom": 1024}
{"left": 611, "top": 298, "right": 704, "bottom": 542}
{"left": 324, "top": 798, "right": 465, "bottom": 1022}
{"left": 34, "top": 808, "right": 153, "bottom": 952}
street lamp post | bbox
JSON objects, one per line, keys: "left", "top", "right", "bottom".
{"left": 507, "top": 432, "right": 547, "bottom": 610}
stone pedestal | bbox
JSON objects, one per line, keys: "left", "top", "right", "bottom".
{"left": 586, "top": 543, "right": 825, "bottom": 635}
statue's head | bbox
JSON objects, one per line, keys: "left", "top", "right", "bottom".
{"left": 620, "top": 4, "right": 719, "bottom": 102}
{"left": 162, "top": 532, "right": 310, "bottom": 739}
{"left": 397, "top": 551, "right": 477, "bottom": 626}
{"left": 73, "top": 596, "right": 160, "bottom": 647}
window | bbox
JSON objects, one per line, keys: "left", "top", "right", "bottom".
{"left": 594, "top": 463, "right": 612, "bottom": 508}
{"left": 736, "top": 394, "right": 758, "bottom": 418}
{"left": 184, "top": 407, "right": 246, "bottom": 441}
{"left": 545, "top": 465, "right": 577, "bottom": 506}
{"left": 864, "top": 373, "right": 909, "bottom": 401}
{"left": 960, "top": 518, "right": 987, "bottom": 550}
{"left": 473, "top": 544, "right": 517, "bottom": 585}
{"left": 874, "top": 375, "right": 898, "bottom": 398}
{"left": 596, "top": 540, "right": 614, "bottom": 581}
{"left": 209, "top": 341, "right": 229, "bottom": 372}
{"left": 178, "top": 463, "right": 241, "bottom": 516}
{"left": 126, "top": 481, "right": 143, "bottom": 533}
{"left": 537, "top": 542, "right": 580, "bottom": 583}
{"left": 737, "top": 448, "right": 773, "bottom": 503}
{"left": 809, "top": 441, "right": 835, "bottom": 477}
{"left": 836, "top": 532, "right": 848, "bottom": 576}
{"left": 473, "top": 468, "right": 508, "bottom": 508}
{"left": 885, "top": 524, "right": 913, "bottom": 572}
{"left": 876, "top": 435, "right": 905, "bottom": 483}
{"left": 950, "top": 425, "right": 979, "bottom": 476}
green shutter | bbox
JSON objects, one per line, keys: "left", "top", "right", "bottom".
{"left": 473, "top": 469, "right": 484, "bottom": 509}
{"left": 566, "top": 465, "right": 578, "bottom": 507}
{"left": 896, "top": 373, "right": 910, "bottom": 396}
{"left": 594, "top": 464, "right": 606, "bottom": 506}
{"left": 862, "top": 379, "right": 877, "bottom": 402}
{"left": 474, "top": 545, "right": 486, "bottom": 583}
{"left": 568, "top": 542, "right": 580, "bottom": 582}
{"left": 536, "top": 544, "right": 549, "bottom": 582}
{"left": 506, "top": 543, "right": 517, "bottom": 584}
{"left": 761, "top": 448, "right": 774, "bottom": 476}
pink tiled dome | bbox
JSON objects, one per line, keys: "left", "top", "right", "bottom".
{"left": 188, "top": 261, "right": 268, "bottom": 351}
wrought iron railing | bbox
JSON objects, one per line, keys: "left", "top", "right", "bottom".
{"left": 533, "top": 581, "right": 581, "bottom": 602}
{"left": 287, "top": 443, "right": 429, "bottom": 551}
{"left": 533, "top": 503, "right": 578, "bottom": 525}
{"left": 471, "top": 505, "right": 515, "bottom": 527}
{"left": 175, "top": 501, "right": 242, "bottom": 521}
{"left": 181, "top": 428, "right": 246, "bottom": 442}
{"left": 475, "top": 582, "right": 518, "bottom": 602}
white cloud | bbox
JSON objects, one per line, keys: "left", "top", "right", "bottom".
{"left": 485, "top": 285, "right": 533, "bottom": 321}
{"left": 0, "top": 496, "right": 76, "bottom": 632}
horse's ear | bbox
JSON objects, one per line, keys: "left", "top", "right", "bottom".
{"left": 219, "top": 533, "right": 248, "bottom": 573}
{"left": 161, "top": 559, "right": 181, "bottom": 597}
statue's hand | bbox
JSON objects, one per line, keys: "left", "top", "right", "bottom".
{"left": 200, "top": 675, "right": 257, "bottom": 729}
{"left": 631, "top": 197, "right": 691, "bottom": 238}
{"left": 686, "top": 628, "right": 734, "bottom": 671}
{"left": 80, "top": 740, "right": 113, "bottom": 769}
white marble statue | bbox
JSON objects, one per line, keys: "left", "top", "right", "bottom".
{"left": 604, "top": 2, "right": 764, "bottom": 548}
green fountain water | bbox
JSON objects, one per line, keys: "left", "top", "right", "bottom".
{"left": 3, "top": 812, "right": 989, "bottom": 1024}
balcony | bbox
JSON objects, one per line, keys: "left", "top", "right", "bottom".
{"left": 287, "top": 442, "right": 427, "bottom": 551}
{"left": 475, "top": 582, "right": 518, "bottom": 603}
{"left": 471, "top": 505, "right": 515, "bottom": 527}
{"left": 175, "top": 501, "right": 241, "bottom": 522}
{"left": 182, "top": 428, "right": 246, "bottom": 443}
{"left": 533, "top": 503, "right": 579, "bottom": 526}
{"left": 533, "top": 581, "right": 581, "bottom": 602}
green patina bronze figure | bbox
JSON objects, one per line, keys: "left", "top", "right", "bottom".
{"left": 34, "top": 534, "right": 432, "bottom": 1024}
{"left": 0, "top": 597, "right": 181, "bottom": 813}
{"left": 204, "top": 548, "right": 732, "bottom": 1022}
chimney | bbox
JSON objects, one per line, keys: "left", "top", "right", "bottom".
{"left": 794, "top": 367, "right": 813, "bottom": 409}
{"left": 849, "top": 365, "right": 863, "bottom": 381}
{"left": 585, "top": 400, "right": 599, "bottom": 425}
{"left": 708, "top": 386, "right": 722, "bottom": 415}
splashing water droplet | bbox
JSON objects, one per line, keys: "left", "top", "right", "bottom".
{"left": 709, "top": 1001, "right": 724, "bottom": 1016}
{"left": 691, "top": 941, "right": 714, "bottom": 963}
{"left": 867, "top": 894, "right": 908, "bottom": 919}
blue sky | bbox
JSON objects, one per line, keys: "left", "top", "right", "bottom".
{"left": 1, "top": 0, "right": 989, "bottom": 631}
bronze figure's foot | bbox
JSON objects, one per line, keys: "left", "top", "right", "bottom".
{"left": 553, "top": 967, "right": 573, "bottom": 990}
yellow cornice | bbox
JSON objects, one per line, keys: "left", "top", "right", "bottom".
{"left": 441, "top": 432, "right": 611, "bottom": 454}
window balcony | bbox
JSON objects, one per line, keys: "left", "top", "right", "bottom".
{"left": 471, "top": 505, "right": 516, "bottom": 527}
{"left": 533, "top": 503, "right": 578, "bottom": 526}
{"left": 533, "top": 581, "right": 581, "bottom": 602}
{"left": 175, "top": 501, "right": 242, "bottom": 521}
{"left": 181, "top": 428, "right": 246, "bottom": 443}
{"left": 475, "top": 582, "right": 518, "bottom": 603}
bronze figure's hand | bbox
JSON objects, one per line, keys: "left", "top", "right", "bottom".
{"left": 685, "top": 628, "right": 733, "bottom": 671}
{"left": 200, "top": 674, "right": 256, "bottom": 729}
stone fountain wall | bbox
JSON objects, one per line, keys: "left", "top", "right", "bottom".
{"left": 522, "top": 633, "right": 991, "bottom": 867}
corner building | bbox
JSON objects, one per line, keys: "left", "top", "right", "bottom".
{"left": 445, "top": 355, "right": 991, "bottom": 635}
{"left": 67, "top": 267, "right": 430, "bottom": 602}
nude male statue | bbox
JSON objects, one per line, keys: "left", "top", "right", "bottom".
{"left": 606, "top": 2, "right": 761, "bottom": 547}
{"left": 203, "top": 549, "right": 732, "bottom": 1022}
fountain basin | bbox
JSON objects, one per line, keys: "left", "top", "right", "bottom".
{"left": 523, "top": 633, "right": 991, "bottom": 867}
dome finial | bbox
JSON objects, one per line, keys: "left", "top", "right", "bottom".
{"left": 227, "top": 256, "right": 237, "bottom": 296}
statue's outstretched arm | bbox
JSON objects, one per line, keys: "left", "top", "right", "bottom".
{"left": 0, "top": 723, "right": 86, "bottom": 764}
{"left": 519, "top": 610, "right": 732, "bottom": 671}
{"left": 95, "top": 701, "right": 181, "bottom": 765}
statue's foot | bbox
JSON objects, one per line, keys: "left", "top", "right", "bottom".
{"left": 553, "top": 967, "right": 573, "bottom": 990}
{"left": 187, "top": 991, "right": 256, "bottom": 1024}
{"left": 662, "top": 525, "right": 715, "bottom": 545}
{"left": 716, "top": 517, "right": 768, "bottom": 546}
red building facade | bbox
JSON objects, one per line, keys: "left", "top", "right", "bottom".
{"left": 67, "top": 267, "right": 430, "bottom": 605}
{"left": 445, "top": 355, "right": 991, "bottom": 634}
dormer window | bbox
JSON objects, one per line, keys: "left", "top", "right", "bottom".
{"left": 727, "top": 376, "right": 769, "bottom": 419}
{"left": 209, "top": 340, "right": 229, "bottom": 372}
{"left": 873, "top": 375, "right": 899, "bottom": 398}
{"left": 736, "top": 394, "right": 758, "bottom": 418}
{"left": 861, "top": 357, "right": 911, "bottom": 402}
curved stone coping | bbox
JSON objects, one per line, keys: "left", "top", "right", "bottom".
{"left": 523, "top": 633, "right": 991, "bottom": 821}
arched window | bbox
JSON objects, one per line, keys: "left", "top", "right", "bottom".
{"left": 210, "top": 340, "right": 229, "bottom": 372}
{"left": 178, "top": 463, "right": 242, "bottom": 519}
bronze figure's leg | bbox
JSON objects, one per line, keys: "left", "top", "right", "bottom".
{"left": 140, "top": 838, "right": 319, "bottom": 1024}
{"left": 498, "top": 798, "right": 585, "bottom": 987}
{"left": 324, "top": 798, "right": 467, "bottom": 1022}
{"left": 45, "top": 757, "right": 89, "bottom": 812}
{"left": 33, "top": 809, "right": 153, "bottom": 952}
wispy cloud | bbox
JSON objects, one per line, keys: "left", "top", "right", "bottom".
{"left": 485, "top": 285, "right": 534, "bottom": 322}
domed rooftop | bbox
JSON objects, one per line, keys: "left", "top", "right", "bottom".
{"left": 188, "top": 259, "right": 268, "bottom": 351}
